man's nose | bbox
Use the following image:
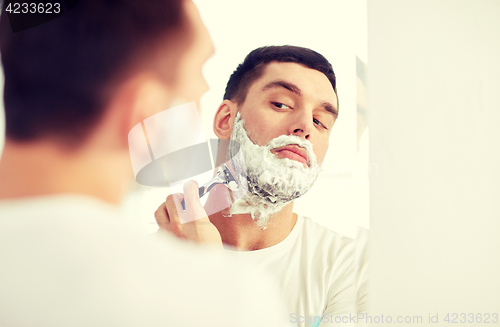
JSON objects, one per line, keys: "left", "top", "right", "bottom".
{"left": 289, "top": 110, "right": 313, "bottom": 139}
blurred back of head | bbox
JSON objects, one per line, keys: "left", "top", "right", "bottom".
{"left": 0, "top": 0, "right": 191, "bottom": 147}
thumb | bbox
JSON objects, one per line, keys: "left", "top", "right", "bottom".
{"left": 183, "top": 180, "right": 203, "bottom": 209}
{"left": 181, "top": 180, "right": 207, "bottom": 223}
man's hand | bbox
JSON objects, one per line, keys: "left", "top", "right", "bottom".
{"left": 154, "top": 180, "right": 223, "bottom": 248}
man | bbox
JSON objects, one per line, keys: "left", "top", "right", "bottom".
{"left": 156, "top": 46, "right": 367, "bottom": 326}
{"left": 0, "top": 1, "right": 287, "bottom": 326}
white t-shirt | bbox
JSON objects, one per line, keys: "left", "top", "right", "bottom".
{"left": 225, "top": 216, "right": 365, "bottom": 327}
{"left": 0, "top": 195, "right": 289, "bottom": 327}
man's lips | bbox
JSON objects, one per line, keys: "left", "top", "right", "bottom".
{"left": 271, "top": 145, "right": 309, "bottom": 166}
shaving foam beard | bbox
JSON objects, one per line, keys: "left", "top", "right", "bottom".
{"left": 228, "top": 113, "right": 320, "bottom": 228}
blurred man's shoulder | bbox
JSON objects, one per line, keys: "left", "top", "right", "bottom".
{"left": 0, "top": 195, "right": 289, "bottom": 327}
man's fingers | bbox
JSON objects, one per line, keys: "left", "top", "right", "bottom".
{"left": 166, "top": 193, "right": 182, "bottom": 225}
{"left": 154, "top": 202, "right": 170, "bottom": 230}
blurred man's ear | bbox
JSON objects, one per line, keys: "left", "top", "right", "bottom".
{"left": 106, "top": 72, "right": 173, "bottom": 148}
{"left": 213, "top": 99, "right": 238, "bottom": 139}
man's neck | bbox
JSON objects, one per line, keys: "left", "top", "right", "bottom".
{"left": 0, "top": 140, "right": 131, "bottom": 205}
{"left": 206, "top": 188, "right": 298, "bottom": 251}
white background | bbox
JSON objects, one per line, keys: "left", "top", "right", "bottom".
{"left": 368, "top": 0, "right": 500, "bottom": 324}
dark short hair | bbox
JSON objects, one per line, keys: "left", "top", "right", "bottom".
{"left": 0, "top": 0, "right": 190, "bottom": 146}
{"left": 223, "top": 45, "right": 337, "bottom": 105}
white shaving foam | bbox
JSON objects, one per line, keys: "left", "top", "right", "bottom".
{"left": 227, "top": 113, "right": 320, "bottom": 228}
{"left": 227, "top": 181, "right": 239, "bottom": 191}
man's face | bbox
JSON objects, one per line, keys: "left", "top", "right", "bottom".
{"left": 171, "top": 0, "right": 214, "bottom": 108}
{"left": 236, "top": 62, "right": 338, "bottom": 167}
{"left": 221, "top": 61, "right": 338, "bottom": 226}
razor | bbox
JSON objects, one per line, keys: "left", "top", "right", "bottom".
{"left": 181, "top": 163, "right": 238, "bottom": 210}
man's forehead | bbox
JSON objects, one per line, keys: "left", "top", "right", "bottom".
{"left": 254, "top": 62, "right": 338, "bottom": 104}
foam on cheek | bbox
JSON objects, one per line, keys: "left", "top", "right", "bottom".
{"left": 228, "top": 113, "right": 320, "bottom": 228}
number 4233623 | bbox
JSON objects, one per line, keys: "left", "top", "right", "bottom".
{"left": 5, "top": 2, "right": 62, "bottom": 14}
{"left": 444, "top": 313, "right": 498, "bottom": 324}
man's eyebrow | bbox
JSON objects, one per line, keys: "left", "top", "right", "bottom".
{"left": 262, "top": 79, "right": 338, "bottom": 117}
{"left": 262, "top": 80, "right": 302, "bottom": 96}
{"left": 322, "top": 102, "right": 339, "bottom": 117}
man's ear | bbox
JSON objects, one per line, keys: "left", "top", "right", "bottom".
{"left": 110, "top": 72, "right": 173, "bottom": 148}
{"left": 213, "top": 99, "right": 238, "bottom": 139}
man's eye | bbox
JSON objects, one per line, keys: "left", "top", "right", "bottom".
{"left": 272, "top": 102, "right": 291, "bottom": 109}
{"left": 313, "top": 118, "right": 328, "bottom": 129}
